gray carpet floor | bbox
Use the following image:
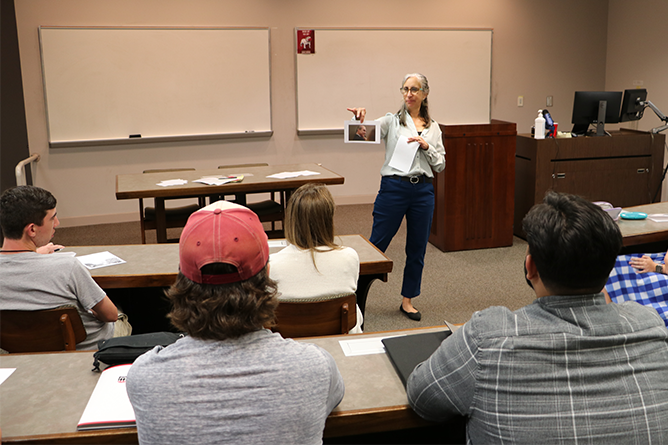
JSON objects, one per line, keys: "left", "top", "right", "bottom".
{"left": 53, "top": 204, "right": 535, "bottom": 333}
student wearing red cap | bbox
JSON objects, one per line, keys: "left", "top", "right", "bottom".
{"left": 126, "top": 200, "right": 344, "bottom": 445}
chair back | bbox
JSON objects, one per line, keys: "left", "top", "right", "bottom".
{"left": 0, "top": 305, "right": 87, "bottom": 353}
{"left": 143, "top": 168, "right": 196, "bottom": 174}
{"left": 218, "top": 163, "right": 268, "bottom": 169}
{"left": 140, "top": 168, "right": 201, "bottom": 243}
{"left": 272, "top": 293, "right": 357, "bottom": 338}
{"left": 216, "top": 163, "right": 284, "bottom": 238}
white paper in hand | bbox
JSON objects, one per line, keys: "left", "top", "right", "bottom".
{"left": 388, "top": 136, "right": 420, "bottom": 173}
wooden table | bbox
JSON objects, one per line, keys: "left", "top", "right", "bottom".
{"left": 617, "top": 202, "right": 668, "bottom": 247}
{"left": 67, "top": 234, "right": 392, "bottom": 317}
{"left": 116, "top": 163, "right": 345, "bottom": 243}
{"left": 0, "top": 326, "right": 456, "bottom": 444}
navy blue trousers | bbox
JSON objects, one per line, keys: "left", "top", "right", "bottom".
{"left": 369, "top": 176, "right": 435, "bottom": 299}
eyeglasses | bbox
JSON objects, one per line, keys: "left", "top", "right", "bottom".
{"left": 400, "top": 87, "right": 423, "bottom": 95}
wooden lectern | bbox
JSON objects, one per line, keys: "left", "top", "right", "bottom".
{"left": 429, "top": 120, "right": 516, "bottom": 252}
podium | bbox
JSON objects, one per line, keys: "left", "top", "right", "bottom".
{"left": 429, "top": 120, "right": 516, "bottom": 252}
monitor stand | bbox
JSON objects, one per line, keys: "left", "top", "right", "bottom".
{"left": 594, "top": 99, "right": 608, "bottom": 136}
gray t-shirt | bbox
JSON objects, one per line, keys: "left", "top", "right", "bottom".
{"left": 0, "top": 252, "right": 112, "bottom": 350}
{"left": 127, "top": 330, "right": 345, "bottom": 445}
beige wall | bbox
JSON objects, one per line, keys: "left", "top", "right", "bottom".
{"left": 15, "top": 0, "right": 609, "bottom": 226}
{"left": 607, "top": 0, "right": 668, "bottom": 200}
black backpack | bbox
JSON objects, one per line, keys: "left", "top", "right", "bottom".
{"left": 92, "top": 332, "right": 184, "bottom": 371}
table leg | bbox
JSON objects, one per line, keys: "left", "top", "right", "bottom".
{"left": 155, "top": 198, "right": 167, "bottom": 243}
{"left": 356, "top": 273, "right": 388, "bottom": 322}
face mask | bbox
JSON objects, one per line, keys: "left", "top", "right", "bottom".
{"left": 523, "top": 256, "right": 534, "bottom": 289}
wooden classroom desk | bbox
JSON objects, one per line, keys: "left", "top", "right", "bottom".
{"left": 66, "top": 234, "right": 392, "bottom": 316}
{"left": 0, "top": 326, "right": 451, "bottom": 444}
{"left": 617, "top": 201, "right": 668, "bottom": 247}
{"left": 116, "top": 163, "right": 345, "bottom": 243}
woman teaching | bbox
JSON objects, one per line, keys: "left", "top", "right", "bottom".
{"left": 347, "top": 73, "right": 445, "bottom": 321}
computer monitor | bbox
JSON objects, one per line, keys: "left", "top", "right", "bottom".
{"left": 571, "top": 91, "right": 623, "bottom": 136}
{"left": 620, "top": 88, "right": 647, "bottom": 122}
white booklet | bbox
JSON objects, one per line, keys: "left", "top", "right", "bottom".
{"left": 77, "top": 364, "right": 135, "bottom": 431}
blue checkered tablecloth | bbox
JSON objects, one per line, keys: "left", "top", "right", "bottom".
{"left": 606, "top": 253, "right": 668, "bottom": 327}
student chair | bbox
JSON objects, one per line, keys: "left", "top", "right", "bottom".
{"left": 139, "top": 168, "right": 204, "bottom": 244}
{"left": 0, "top": 305, "right": 87, "bottom": 353}
{"left": 216, "top": 163, "right": 285, "bottom": 238}
{"left": 272, "top": 293, "right": 357, "bottom": 338}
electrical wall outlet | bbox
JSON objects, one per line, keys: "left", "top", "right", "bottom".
{"left": 546, "top": 96, "right": 553, "bottom": 107}
{"left": 517, "top": 96, "right": 524, "bottom": 107}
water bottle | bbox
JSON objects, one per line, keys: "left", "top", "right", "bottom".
{"left": 534, "top": 110, "right": 546, "bottom": 139}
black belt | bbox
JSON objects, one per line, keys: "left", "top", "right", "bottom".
{"left": 388, "top": 175, "right": 433, "bottom": 184}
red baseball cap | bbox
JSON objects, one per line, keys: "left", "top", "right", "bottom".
{"left": 179, "top": 201, "right": 269, "bottom": 284}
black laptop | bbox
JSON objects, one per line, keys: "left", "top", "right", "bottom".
{"left": 382, "top": 329, "right": 452, "bottom": 387}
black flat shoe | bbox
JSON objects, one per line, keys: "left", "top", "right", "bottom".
{"left": 400, "top": 304, "right": 422, "bottom": 321}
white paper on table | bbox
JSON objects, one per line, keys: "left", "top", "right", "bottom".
{"left": 156, "top": 179, "right": 188, "bottom": 187}
{"left": 338, "top": 335, "right": 404, "bottom": 357}
{"left": 194, "top": 176, "right": 239, "bottom": 186}
{"left": 0, "top": 368, "right": 16, "bottom": 386}
{"left": 268, "top": 240, "right": 288, "bottom": 248}
{"left": 648, "top": 214, "right": 668, "bottom": 223}
{"left": 76, "top": 251, "right": 126, "bottom": 270}
{"left": 297, "top": 170, "right": 320, "bottom": 176}
{"left": 266, "top": 170, "right": 321, "bottom": 179}
{"left": 387, "top": 136, "right": 420, "bottom": 173}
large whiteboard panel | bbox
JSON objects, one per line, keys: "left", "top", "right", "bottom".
{"left": 39, "top": 27, "right": 272, "bottom": 147}
{"left": 296, "top": 29, "right": 492, "bottom": 133}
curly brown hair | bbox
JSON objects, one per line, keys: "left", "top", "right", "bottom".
{"left": 166, "top": 263, "right": 278, "bottom": 340}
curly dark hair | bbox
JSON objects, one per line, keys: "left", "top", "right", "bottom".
{"left": 166, "top": 263, "right": 278, "bottom": 340}
{"left": 0, "top": 186, "right": 56, "bottom": 240}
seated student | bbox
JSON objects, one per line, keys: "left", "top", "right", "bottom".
{"left": 126, "top": 201, "right": 344, "bottom": 445}
{"left": 604, "top": 251, "right": 668, "bottom": 327}
{"left": 407, "top": 192, "right": 668, "bottom": 444}
{"left": 269, "top": 183, "right": 363, "bottom": 333}
{"left": 0, "top": 186, "right": 127, "bottom": 350}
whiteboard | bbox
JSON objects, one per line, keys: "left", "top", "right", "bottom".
{"left": 39, "top": 27, "right": 272, "bottom": 148}
{"left": 295, "top": 28, "right": 492, "bottom": 133}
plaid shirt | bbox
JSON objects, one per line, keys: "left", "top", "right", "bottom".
{"left": 606, "top": 253, "right": 668, "bottom": 327}
{"left": 407, "top": 293, "right": 668, "bottom": 444}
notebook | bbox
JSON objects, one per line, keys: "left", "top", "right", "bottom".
{"left": 382, "top": 330, "right": 452, "bottom": 387}
{"left": 77, "top": 363, "right": 135, "bottom": 431}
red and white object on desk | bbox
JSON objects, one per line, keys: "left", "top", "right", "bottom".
{"left": 77, "top": 364, "right": 135, "bottom": 431}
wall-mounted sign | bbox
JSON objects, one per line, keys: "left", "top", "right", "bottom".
{"left": 297, "top": 29, "right": 315, "bottom": 54}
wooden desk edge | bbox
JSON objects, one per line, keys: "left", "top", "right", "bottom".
{"left": 324, "top": 405, "right": 432, "bottom": 438}
{"left": 622, "top": 231, "right": 668, "bottom": 247}
{"left": 92, "top": 273, "right": 176, "bottom": 289}
{"left": 2, "top": 427, "right": 138, "bottom": 444}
